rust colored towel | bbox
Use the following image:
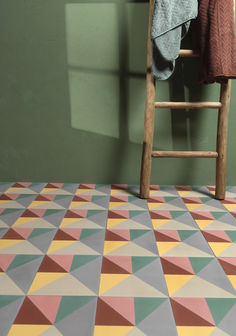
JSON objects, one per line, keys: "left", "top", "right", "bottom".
{"left": 192, "top": 0, "right": 236, "bottom": 84}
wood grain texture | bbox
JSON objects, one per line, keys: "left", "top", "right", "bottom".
{"left": 152, "top": 151, "right": 218, "bottom": 158}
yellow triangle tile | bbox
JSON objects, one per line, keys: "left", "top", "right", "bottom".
{"left": 6, "top": 187, "right": 24, "bottom": 193}
{"left": 13, "top": 217, "right": 37, "bottom": 227}
{"left": 47, "top": 240, "right": 75, "bottom": 253}
{"left": 208, "top": 242, "right": 232, "bottom": 256}
{"left": 107, "top": 219, "right": 127, "bottom": 229}
{"left": 69, "top": 201, "right": 88, "bottom": 208}
{"left": 0, "top": 200, "right": 12, "bottom": 204}
{"left": 178, "top": 191, "right": 192, "bottom": 196}
{"left": 176, "top": 326, "right": 215, "bottom": 336}
{"left": 59, "top": 218, "right": 82, "bottom": 227}
{"left": 228, "top": 275, "right": 236, "bottom": 290}
{"left": 223, "top": 204, "right": 236, "bottom": 211}
{"left": 28, "top": 201, "right": 50, "bottom": 208}
{"left": 152, "top": 219, "right": 170, "bottom": 229}
{"left": 109, "top": 202, "right": 127, "bottom": 209}
{"left": 110, "top": 189, "right": 125, "bottom": 195}
{"left": 28, "top": 272, "right": 65, "bottom": 294}
{"left": 99, "top": 274, "right": 130, "bottom": 295}
{"left": 164, "top": 274, "right": 194, "bottom": 296}
{"left": 103, "top": 241, "right": 128, "bottom": 255}
{"left": 40, "top": 188, "right": 54, "bottom": 193}
{"left": 195, "top": 220, "right": 215, "bottom": 229}
{"left": 76, "top": 189, "right": 92, "bottom": 194}
{"left": 8, "top": 325, "right": 51, "bottom": 336}
{"left": 94, "top": 326, "right": 133, "bottom": 336}
{"left": 148, "top": 203, "right": 164, "bottom": 210}
{"left": 185, "top": 204, "right": 202, "bottom": 211}
{"left": 156, "top": 242, "right": 180, "bottom": 256}
{"left": 0, "top": 239, "right": 22, "bottom": 249}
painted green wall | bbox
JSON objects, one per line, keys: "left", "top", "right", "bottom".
{"left": 0, "top": 0, "right": 236, "bottom": 185}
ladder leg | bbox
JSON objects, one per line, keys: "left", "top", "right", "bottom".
{"left": 215, "top": 80, "right": 232, "bottom": 200}
{"left": 140, "top": 0, "right": 156, "bottom": 199}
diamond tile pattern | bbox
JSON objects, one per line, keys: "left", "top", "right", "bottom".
{"left": 0, "top": 183, "right": 236, "bottom": 336}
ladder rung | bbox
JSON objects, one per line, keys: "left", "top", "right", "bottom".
{"left": 151, "top": 151, "right": 218, "bottom": 158}
{"left": 154, "top": 102, "right": 222, "bottom": 109}
{"left": 179, "top": 49, "right": 200, "bottom": 57}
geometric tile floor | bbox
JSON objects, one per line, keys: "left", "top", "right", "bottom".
{"left": 0, "top": 182, "right": 236, "bottom": 336}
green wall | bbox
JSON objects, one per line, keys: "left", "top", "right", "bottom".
{"left": 0, "top": 0, "right": 236, "bottom": 185}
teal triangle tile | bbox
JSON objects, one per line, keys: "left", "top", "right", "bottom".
{"left": 206, "top": 298, "right": 236, "bottom": 325}
{"left": 178, "top": 230, "right": 197, "bottom": 241}
{"left": 28, "top": 230, "right": 56, "bottom": 253}
{"left": 7, "top": 255, "right": 42, "bottom": 271}
{"left": 55, "top": 296, "right": 96, "bottom": 324}
{"left": 203, "top": 199, "right": 229, "bottom": 210}
{"left": 80, "top": 228, "right": 103, "bottom": 240}
{"left": 29, "top": 228, "right": 56, "bottom": 239}
{"left": 129, "top": 198, "right": 149, "bottom": 210}
{"left": 0, "top": 295, "right": 25, "bottom": 336}
{"left": 198, "top": 258, "right": 236, "bottom": 295}
{"left": 91, "top": 196, "right": 110, "bottom": 207}
{"left": 0, "top": 183, "right": 14, "bottom": 192}
{"left": 215, "top": 213, "right": 236, "bottom": 225}
{"left": 189, "top": 257, "right": 215, "bottom": 274}
{"left": 43, "top": 209, "right": 66, "bottom": 218}
{"left": 165, "top": 198, "right": 189, "bottom": 210}
{"left": 138, "top": 298, "right": 177, "bottom": 336}
{"left": 130, "top": 229, "right": 150, "bottom": 240}
{"left": 131, "top": 231, "right": 159, "bottom": 255}
{"left": 78, "top": 230, "right": 105, "bottom": 254}
{"left": 71, "top": 257, "right": 102, "bottom": 294}
{"left": 0, "top": 295, "right": 23, "bottom": 310}
{"left": 28, "top": 182, "right": 47, "bottom": 193}
{"left": 0, "top": 228, "right": 7, "bottom": 238}
{"left": 53, "top": 195, "right": 74, "bottom": 208}
{"left": 225, "top": 231, "right": 236, "bottom": 242}
{"left": 55, "top": 297, "right": 97, "bottom": 336}
{"left": 218, "top": 303, "right": 236, "bottom": 335}
{"left": 134, "top": 258, "right": 169, "bottom": 295}
{"left": 184, "top": 232, "right": 214, "bottom": 254}
{"left": 129, "top": 210, "right": 148, "bottom": 219}
{"left": 95, "top": 184, "right": 111, "bottom": 193}
{"left": 70, "top": 255, "right": 100, "bottom": 272}
{"left": 135, "top": 297, "right": 167, "bottom": 324}
{"left": 7, "top": 256, "right": 43, "bottom": 294}
{"left": 199, "top": 197, "right": 215, "bottom": 204}
{"left": 132, "top": 256, "right": 158, "bottom": 273}
{"left": 0, "top": 208, "right": 24, "bottom": 217}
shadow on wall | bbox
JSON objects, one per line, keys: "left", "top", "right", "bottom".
{"left": 0, "top": 0, "right": 229, "bottom": 185}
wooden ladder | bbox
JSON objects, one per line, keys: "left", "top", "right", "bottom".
{"left": 140, "top": 0, "right": 232, "bottom": 200}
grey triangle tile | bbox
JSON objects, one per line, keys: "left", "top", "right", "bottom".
{"left": 131, "top": 213, "right": 153, "bottom": 228}
{"left": 131, "top": 232, "right": 158, "bottom": 255}
{"left": 87, "top": 211, "right": 108, "bottom": 226}
{"left": 15, "top": 195, "right": 37, "bottom": 207}
{"left": 44, "top": 211, "right": 67, "bottom": 227}
{"left": 218, "top": 303, "right": 236, "bottom": 334}
{"left": 62, "top": 184, "right": 79, "bottom": 194}
{"left": 0, "top": 296, "right": 25, "bottom": 336}
{"left": 55, "top": 298, "right": 97, "bottom": 336}
{"left": 28, "top": 230, "right": 56, "bottom": 253}
{"left": 80, "top": 230, "right": 105, "bottom": 254}
{"left": 135, "top": 258, "right": 168, "bottom": 295}
{"left": 71, "top": 257, "right": 102, "bottom": 294}
{"left": 138, "top": 299, "right": 177, "bottom": 336}
{"left": 198, "top": 258, "right": 236, "bottom": 295}
{"left": 0, "top": 182, "right": 14, "bottom": 193}
{"left": 7, "top": 256, "right": 43, "bottom": 294}
{"left": 184, "top": 231, "right": 214, "bottom": 254}
{"left": 0, "top": 210, "right": 25, "bottom": 227}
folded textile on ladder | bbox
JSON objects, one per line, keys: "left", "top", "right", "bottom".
{"left": 192, "top": 0, "right": 236, "bottom": 84}
{"left": 151, "top": 0, "right": 198, "bottom": 80}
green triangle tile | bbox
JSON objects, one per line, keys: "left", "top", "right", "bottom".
{"left": 189, "top": 257, "right": 214, "bottom": 274}
{"left": 206, "top": 298, "right": 236, "bottom": 325}
{"left": 17, "top": 194, "right": 34, "bottom": 199}
{"left": 134, "top": 298, "right": 166, "bottom": 324}
{"left": 164, "top": 197, "right": 178, "bottom": 202}
{"left": 178, "top": 230, "right": 197, "bottom": 241}
{"left": 211, "top": 212, "right": 227, "bottom": 219}
{"left": 70, "top": 255, "right": 100, "bottom": 271}
{"left": 132, "top": 256, "right": 157, "bottom": 273}
{"left": 54, "top": 195, "right": 72, "bottom": 200}
{"left": 43, "top": 209, "right": 65, "bottom": 217}
{"left": 128, "top": 196, "right": 138, "bottom": 202}
{"left": 130, "top": 230, "right": 150, "bottom": 241}
{"left": 29, "top": 228, "right": 55, "bottom": 239}
{"left": 199, "top": 197, "right": 212, "bottom": 203}
{"left": 91, "top": 196, "right": 106, "bottom": 201}
{"left": 7, "top": 255, "right": 42, "bottom": 271}
{"left": 87, "top": 210, "right": 104, "bottom": 217}
{"left": 30, "top": 182, "right": 43, "bottom": 186}
{"left": 225, "top": 231, "right": 236, "bottom": 242}
{"left": 169, "top": 211, "right": 187, "bottom": 219}
{"left": 0, "top": 209, "right": 23, "bottom": 216}
{"left": 129, "top": 211, "right": 147, "bottom": 218}
{"left": 0, "top": 295, "right": 23, "bottom": 309}
{"left": 55, "top": 296, "right": 95, "bottom": 323}
{"left": 80, "top": 229, "right": 102, "bottom": 240}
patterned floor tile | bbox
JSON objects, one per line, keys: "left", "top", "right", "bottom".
{"left": 1, "top": 183, "right": 236, "bottom": 335}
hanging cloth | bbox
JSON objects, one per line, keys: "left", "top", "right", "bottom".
{"left": 151, "top": 0, "right": 198, "bottom": 80}
{"left": 192, "top": 0, "right": 236, "bottom": 84}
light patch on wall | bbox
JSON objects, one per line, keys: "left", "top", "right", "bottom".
{"left": 65, "top": 3, "right": 120, "bottom": 138}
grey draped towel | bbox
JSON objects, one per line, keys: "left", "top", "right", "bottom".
{"left": 151, "top": 0, "right": 198, "bottom": 80}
